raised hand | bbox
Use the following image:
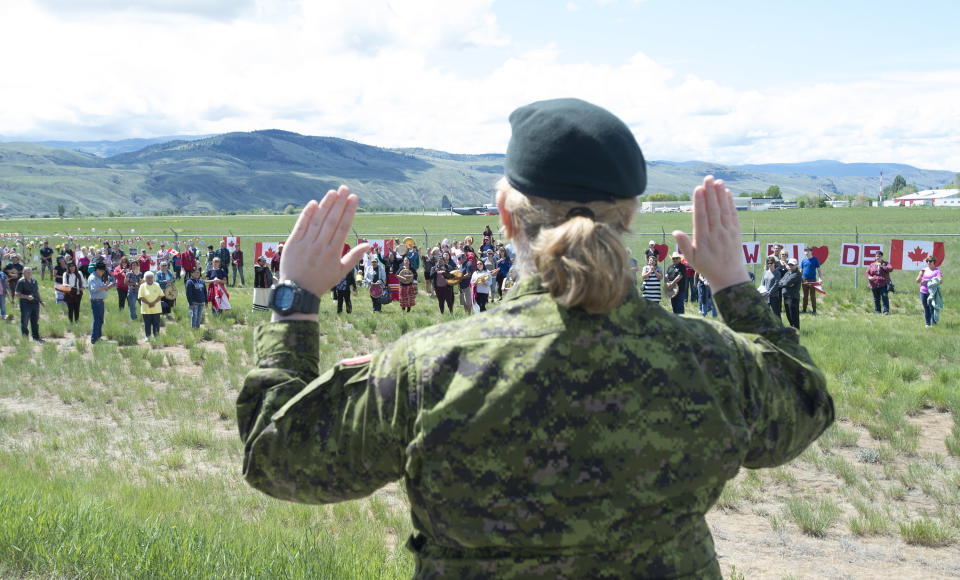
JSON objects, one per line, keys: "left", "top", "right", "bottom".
{"left": 279, "top": 186, "right": 370, "bottom": 301}
{"left": 672, "top": 175, "right": 751, "bottom": 292}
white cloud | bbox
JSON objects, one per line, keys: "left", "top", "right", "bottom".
{"left": 0, "top": 0, "right": 957, "bottom": 171}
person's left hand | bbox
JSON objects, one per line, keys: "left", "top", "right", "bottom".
{"left": 279, "top": 186, "right": 370, "bottom": 300}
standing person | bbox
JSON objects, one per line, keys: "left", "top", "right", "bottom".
{"left": 215, "top": 240, "right": 231, "bottom": 276}
{"left": 156, "top": 243, "right": 170, "bottom": 268}
{"left": 364, "top": 255, "right": 386, "bottom": 313}
{"left": 422, "top": 249, "right": 436, "bottom": 297}
{"left": 684, "top": 256, "right": 698, "bottom": 304}
{"left": 206, "top": 257, "right": 230, "bottom": 316}
{"left": 760, "top": 256, "right": 784, "bottom": 321}
{"left": 172, "top": 247, "right": 182, "bottom": 280}
{"left": 665, "top": 252, "right": 687, "bottom": 314}
{"left": 87, "top": 262, "right": 113, "bottom": 344}
{"left": 644, "top": 240, "right": 659, "bottom": 262}
{"left": 206, "top": 245, "right": 216, "bottom": 271}
{"left": 238, "top": 101, "right": 832, "bottom": 578}
{"left": 179, "top": 244, "right": 196, "bottom": 281}
{"left": 138, "top": 271, "right": 163, "bottom": 341}
{"left": 137, "top": 249, "right": 152, "bottom": 275}
{"left": 916, "top": 256, "right": 943, "bottom": 328}
{"left": 3, "top": 255, "right": 24, "bottom": 310}
{"left": 155, "top": 262, "right": 176, "bottom": 320}
{"left": 253, "top": 256, "right": 273, "bottom": 311}
{"left": 271, "top": 243, "right": 283, "bottom": 275}
{"left": 231, "top": 244, "right": 246, "bottom": 287}
{"left": 53, "top": 256, "right": 68, "bottom": 307}
{"left": 185, "top": 269, "right": 207, "bottom": 329}
{"left": 457, "top": 253, "right": 475, "bottom": 314}
{"left": 697, "top": 274, "right": 719, "bottom": 318}
{"left": 39, "top": 241, "right": 54, "bottom": 280}
{"left": 333, "top": 266, "right": 357, "bottom": 314}
{"left": 15, "top": 267, "right": 43, "bottom": 342}
{"left": 866, "top": 250, "right": 893, "bottom": 315}
{"left": 800, "top": 247, "right": 822, "bottom": 315}
{"left": 641, "top": 255, "right": 662, "bottom": 303}
{"left": 432, "top": 252, "right": 455, "bottom": 314}
{"left": 124, "top": 261, "right": 141, "bottom": 321}
{"left": 778, "top": 258, "right": 802, "bottom": 330}
{"left": 113, "top": 257, "right": 130, "bottom": 311}
{"left": 397, "top": 257, "right": 417, "bottom": 313}
{"left": 62, "top": 262, "right": 85, "bottom": 324}
{"left": 495, "top": 247, "right": 512, "bottom": 301}
{"left": 471, "top": 260, "right": 493, "bottom": 312}
{"left": 0, "top": 268, "right": 6, "bottom": 321}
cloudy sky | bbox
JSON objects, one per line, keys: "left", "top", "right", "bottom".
{"left": 1, "top": 0, "right": 958, "bottom": 169}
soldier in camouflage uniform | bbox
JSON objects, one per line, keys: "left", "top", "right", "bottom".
{"left": 239, "top": 99, "right": 833, "bottom": 579}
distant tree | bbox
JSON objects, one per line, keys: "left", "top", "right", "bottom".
{"left": 644, "top": 193, "right": 684, "bottom": 202}
{"left": 852, "top": 194, "right": 871, "bottom": 207}
{"left": 57, "top": 203, "right": 65, "bottom": 218}
{"left": 883, "top": 174, "right": 908, "bottom": 196}
{"left": 764, "top": 185, "right": 782, "bottom": 198}
{"left": 441, "top": 195, "right": 452, "bottom": 209}
{"left": 283, "top": 204, "right": 297, "bottom": 214}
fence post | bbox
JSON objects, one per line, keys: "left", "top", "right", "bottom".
{"left": 854, "top": 226, "right": 859, "bottom": 290}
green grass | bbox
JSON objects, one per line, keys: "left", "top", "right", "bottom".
{"left": 784, "top": 497, "right": 841, "bottom": 538}
{"left": 898, "top": 518, "right": 957, "bottom": 547}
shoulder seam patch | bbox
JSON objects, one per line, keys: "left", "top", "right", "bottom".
{"left": 340, "top": 354, "right": 373, "bottom": 367}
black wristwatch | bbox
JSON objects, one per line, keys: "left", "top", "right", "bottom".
{"left": 268, "top": 281, "right": 320, "bottom": 316}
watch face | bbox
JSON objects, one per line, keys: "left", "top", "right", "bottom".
{"left": 274, "top": 285, "right": 294, "bottom": 311}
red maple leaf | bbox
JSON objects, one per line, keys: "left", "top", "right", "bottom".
{"left": 264, "top": 248, "right": 276, "bottom": 259}
{"left": 908, "top": 247, "right": 928, "bottom": 262}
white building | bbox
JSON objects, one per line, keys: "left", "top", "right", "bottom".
{"left": 890, "top": 188, "right": 960, "bottom": 207}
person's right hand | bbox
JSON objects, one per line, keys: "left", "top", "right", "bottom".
{"left": 672, "top": 176, "right": 751, "bottom": 293}
{"left": 278, "top": 186, "right": 370, "bottom": 312}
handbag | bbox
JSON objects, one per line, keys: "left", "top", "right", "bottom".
{"left": 379, "top": 287, "right": 392, "bottom": 305}
{"left": 887, "top": 281, "right": 896, "bottom": 294}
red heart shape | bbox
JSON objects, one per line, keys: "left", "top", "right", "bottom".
{"left": 654, "top": 244, "right": 669, "bottom": 262}
{"left": 809, "top": 245, "right": 829, "bottom": 265}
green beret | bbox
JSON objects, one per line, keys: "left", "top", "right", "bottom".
{"left": 505, "top": 98, "right": 646, "bottom": 202}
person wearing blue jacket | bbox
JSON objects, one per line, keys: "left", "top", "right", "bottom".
{"left": 185, "top": 269, "right": 207, "bottom": 328}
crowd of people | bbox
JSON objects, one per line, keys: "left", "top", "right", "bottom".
{"left": 0, "top": 239, "right": 255, "bottom": 343}
{"left": 350, "top": 231, "right": 514, "bottom": 316}
{"left": 0, "top": 231, "right": 946, "bottom": 341}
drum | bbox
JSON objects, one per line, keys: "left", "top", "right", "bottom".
{"left": 369, "top": 282, "right": 384, "bottom": 299}
{"left": 164, "top": 284, "right": 179, "bottom": 300}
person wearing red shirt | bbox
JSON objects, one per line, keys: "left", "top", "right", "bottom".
{"left": 180, "top": 247, "right": 197, "bottom": 280}
{"left": 113, "top": 257, "right": 130, "bottom": 310}
{"left": 137, "top": 251, "right": 152, "bottom": 275}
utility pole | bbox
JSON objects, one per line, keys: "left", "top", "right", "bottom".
{"left": 878, "top": 171, "right": 884, "bottom": 206}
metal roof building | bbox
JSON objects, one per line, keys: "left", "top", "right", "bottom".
{"left": 889, "top": 188, "right": 960, "bottom": 207}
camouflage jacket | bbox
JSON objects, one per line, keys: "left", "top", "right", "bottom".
{"left": 239, "top": 276, "right": 833, "bottom": 579}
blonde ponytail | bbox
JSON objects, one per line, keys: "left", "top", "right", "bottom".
{"left": 497, "top": 178, "right": 636, "bottom": 313}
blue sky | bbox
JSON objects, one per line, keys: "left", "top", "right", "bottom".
{"left": 1, "top": 0, "right": 958, "bottom": 169}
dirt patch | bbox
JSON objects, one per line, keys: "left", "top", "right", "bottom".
{"left": 908, "top": 411, "right": 955, "bottom": 457}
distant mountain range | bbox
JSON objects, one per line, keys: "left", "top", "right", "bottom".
{"left": 0, "top": 131, "right": 955, "bottom": 216}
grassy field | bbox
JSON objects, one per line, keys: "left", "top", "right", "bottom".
{"left": 1, "top": 208, "right": 959, "bottom": 578}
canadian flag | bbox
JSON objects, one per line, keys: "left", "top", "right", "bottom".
{"left": 223, "top": 236, "right": 240, "bottom": 252}
{"left": 254, "top": 241, "right": 280, "bottom": 262}
{"left": 804, "top": 281, "right": 827, "bottom": 295}
{"left": 889, "top": 240, "right": 945, "bottom": 270}
{"left": 359, "top": 238, "right": 395, "bottom": 256}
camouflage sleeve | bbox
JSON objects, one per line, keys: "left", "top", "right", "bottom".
{"left": 714, "top": 282, "right": 834, "bottom": 468}
{"left": 238, "top": 321, "right": 413, "bottom": 504}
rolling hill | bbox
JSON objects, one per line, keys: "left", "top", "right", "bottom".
{"left": 0, "top": 131, "right": 954, "bottom": 216}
